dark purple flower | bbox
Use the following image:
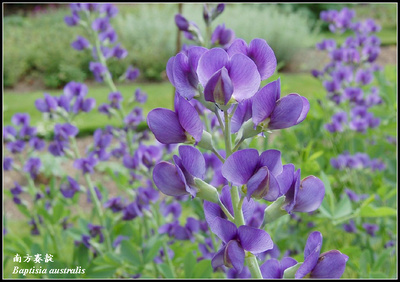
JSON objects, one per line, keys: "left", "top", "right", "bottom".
{"left": 122, "top": 201, "right": 143, "bottom": 220}
{"left": 175, "top": 14, "right": 190, "bottom": 31}
{"left": 19, "top": 125, "right": 37, "bottom": 139}
{"left": 60, "top": 176, "right": 81, "bottom": 198}
{"left": 54, "top": 123, "right": 79, "bottom": 142}
{"left": 363, "top": 223, "right": 379, "bottom": 237}
{"left": 344, "top": 188, "right": 368, "bottom": 202}
{"left": 355, "top": 68, "right": 373, "bottom": 85}
{"left": 210, "top": 217, "right": 273, "bottom": 273}
{"left": 203, "top": 152, "right": 228, "bottom": 187}
{"left": 260, "top": 257, "right": 297, "bottom": 279}
{"left": 99, "top": 27, "right": 118, "bottom": 43}
{"left": 147, "top": 94, "right": 203, "bottom": 145}
{"left": 296, "top": 231, "right": 348, "bottom": 278}
{"left": 87, "top": 186, "right": 103, "bottom": 204}
{"left": 111, "top": 44, "right": 128, "bottom": 59}
{"left": 98, "top": 103, "right": 112, "bottom": 117}
{"left": 316, "top": 39, "right": 336, "bottom": 51}
{"left": 88, "top": 223, "right": 104, "bottom": 243}
{"left": 211, "top": 24, "right": 235, "bottom": 48}
{"left": 134, "top": 144, "right": 163, "bottom": 169}
{"left": 73, "top": 97, "right": 96, "bottom": 113}
{"left": 6, "top": 140, "right": 25, "bottom": 154}
{"left": 3, "top": 157, "right": 13, "bottom": 171}
{"left": 153, "top": 145, "right": 205, "bottom": 197}
{"left": 24, "top": 157, "right": 42, "bottom": 179}
{"left": 227, "top": 266, "right": 252, "bottom": 279}
{"left": 91, "top": 17, "right": 110, "bottom": 32}
{"left": 221, "top": 149, "right": 283, "bottom": 201}
{"left": 104, "top": 197, "right": 125, "bottom": 213}
{"left": 160, "top": 201, "right": 182, "bottom": 219}
{"left": 343, "top": 219, "right": 357, "bottom": 233}
{"left": 125, "top": 66, "right": 140, "bottom": 81}
{"left": 74, "top": 157, "right": 98, "bottom": 174}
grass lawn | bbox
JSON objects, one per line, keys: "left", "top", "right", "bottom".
{"left": 3, "top": 65, "right": 396, "bottom": 138}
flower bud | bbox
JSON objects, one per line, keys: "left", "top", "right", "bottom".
{"left": 193, "top": 178, "right": 219, "bottom": 203}
{"left": 262, "top": 195, "right": 288, "bottom": 226}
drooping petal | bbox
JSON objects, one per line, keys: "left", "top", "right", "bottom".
{"left": 166, "top": 56, "right": 176, "bottom": 85}
{"left": 304, "top": 231, "right": 323, "bottom": 259}
{"left": 260, "top": 258, "right": 281, "bottom": 279}
{"left": 231, "top": 99, "right": 252, "bottom": 133}
{"left": 227, "top": 53, "right": 261, "bottom": 102}
{"left": 176, "top": 96, "right": 203, "bottom": 142}
{"left": 276, "top": 164, "right": 295, "bottom": 196}
{"left": 238, "top": 225, "right": 273, "bottom": 254}
{"left": 225, "top": 240, "right": 245, "bottom": 273}
{"left": 220, "top": 185, "right": 234, "bottom": 216}
{"left": 153, "top": 162, "right": 187, "bottom": 196}
{"left": 211, "top": 217, "right": 238, "bottom": 244}
{"left": 292, "top": 176, "right": 325, "bottom": 213}
{"left": 226, "top": 38, "right": 248, "bottom": 57}
{"left": 248, "top": 38, "right": 277, "bottom": 80}
{"left": 246, "top": 167, "right": 270, "bottom": 200}
{"left": 204, "top": 67, "right": 234, "bottom": 105}
{"left": 221, "top": 149, "right": 259, "bottom": 185}
{"left": 204, "top": 201, "right": 226, "bottom": 229}
{"left": 259, "top": 149, "right": 283, "bottom": 176}
{"left": 197, "top": 48, "right": 229, "bottom": 87}
{"left": 252, "top": 79, "right": 280, "bottom": 126}
{"left": 310, "top": 250, "right": 348, "bottom": 278}
{"left": 268, "top": 94, "right": 305, "bottom": 130}
{"left": 147, "top": 108, "right": 186, "bottom": 144}
{"left": 172, "top": 52, "right": 198, "bottom": 100}
{"left": 211, "top": 245, "right": 227, "bottom": 269}
{"left": 178, "top": 145, "right": 206, "bottom": 179}
{"left": 283, "top": 168, "right": 301, "bottom": 213}
{"left": 295, "top": 231, "right": 323, "bottom": 279}
{"left": 297, "top": 96, "right": 310, "bottom": 124}
{"left": 187, "top": 46, "right": 208, "bottom": 74}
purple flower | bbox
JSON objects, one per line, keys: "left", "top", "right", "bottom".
{"left": 280, "top": 165, "right": 325, "bottom": 213}
{"left": 251, "top": 79, "right": 310, "bottom": 130}
{"left": 3, "top": 126, "right": 17, "bottom": 141}
{"left": 111, "top": 44, "right": 128, "bottom": 59}
{"left": 134, "top": 144, "right": 163, "bottom": 169}
{"left": 11, "top": 113, "right": 30, "bottom": 126}
{"left": 122, "top": 201, "right": 143, "bottom": 220}
{"left": 91, "top": 17, "right": 110, "bottom": 32}
{"left": 54, "top": 123, "right": 79, "bottom": 142}
{"left": 222, "top": 149, "right": 283, "bottom": 201}
{"left": 71, "top": 36, "right": 90, "bottom": 51}
{"left": 125, "top": 66, "right": 140, "bottom": 81}
{"left": 3, "top": 157, "right": 13, "bottom": 171}
{"left": 60, "top": 176, "right": 81, "bottom": 198}
{"left": 134, "top": 88, "right": 147, "bottom": 104}
{"left": 89, "top": 62, "right": 108, "bottom": 82}
{"left": 98, "top": 103, "right": 112, "bottom": 117}
{"left": 153, "top": 145, "right": 205, "bottom": 197}
{"left": 124, "top": 107, "right": 143, "bottom": 128}
{"left": 198, "top": 46, "right": 261, "bottom": 104}
{"left": 104, "top": 196, "right": 125, "bottom": 213}
{"left": 35, "top": 93, "right": 58, "bottom": 113}
{"left": 296, "top": 231, "right": 348, "bottom": 278}
{"left": 211, "top": 24, "right": 235, "bottom": 48}
{"left": 363, "top": 223, "right": 379, "bottom": 237}
{"left": 64, "top": 81, "right": 88, "bottom": 99}
{"left": 108, "top": 91, "right": 123, "bottom": 109}
{"left": 99, "top": 3, "right": 119, "bottom": 18}
{"left": 74, "top": 157, "right": 98, "bottom": 174}
{"left": 174, "top": 14, "right": 190, "bottom": 31}
{"left": 344, "top": 188, "right": 368, "bottom": 202}
{"left": 355, "top": 68, "right": 373, "bottom": 85}
{"left": 6, "top": 140, "right": 25, "bottom": 154}
{"left": 29, "top": 137, "right": 46, "bottom": 151}
{"left": 160, "top": 201, "right": 182, "bottom": 219}
{"left": 147, "top": 94, "right": 203, "bottom": 145}
{"left": 260, "top": 257, "right": 298, "bottom": 279}
{"left": 343, "top": 219, "right": 357, "bottom": 233}
{"left": 166, "top": 46, "right": 207, "bottom": 100}
{"left": 227, "top": 267, "right": 251, "bottom": 279}
{"left": 88, "top": 223, "right": 104, "bottom": 243}
{"left": 227, "top": 38, "right": 277, "bottom": 81}
{"left": 64, "top": 11, "right": 80, "bottom": 26}
{"left": 316, "top": 39, "right": 336, "bottom": 51}
{"left": 73, "top": 97, "right": 96, "bottom": 113}
{"left": 87, "top": 186, "right": 103, "bottom": 204}
{"left": 24, "top": 157, "right": 42, "bottom": 179}
{"left": 112, "top": 235, "right": 129, "bottom": 248}
{"left": 210, "top": 216, "right": 273, "bottom": 273}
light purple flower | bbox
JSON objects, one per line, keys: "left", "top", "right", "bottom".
{"left": 211, "top": 24, "right": 235, "bottom": 49}
{"left": 134, "top": 88, "right": 147, "bottom": 104}
{"left": 260, "top": 257, "right": 298, "bottom": 279}
{"left": 363, "top": 223, "right": 379, "bottom": 237}
{"left": 91, "top": 17, "right": 110, "bottom": 32}
{"left": 71, "top": 36, "right": 90, "bottom": 51}
{"left": 89, "top": 62, "right": 108, "bottom": 82}
{"left": 74, "top": 157, "right": 98, "bottom": 174}
{"left": 104, "top": 196, "right": 125, "bottom": 213}
{"left": 3, "top": 157, "right": 13, "bottom": 171}
{"left": 24, "top": 157, "right": 42, "bottom": 179}
{"left": 60, "top": 176, "right": 81, "bottom": 198}
{"left": 35, "top": 93, "right": 58, "bottom": 113}
{"left": 108, "top": 91, "right": 123, "bottom": 109}
{"left": 125, "top": 66, "right": 140, "bottom": 81}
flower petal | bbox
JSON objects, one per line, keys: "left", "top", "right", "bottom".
{"left": 248, "top": 38, "right": 277, "bottom": 80}
{"left": 228, "top": 53, "right": 261, "bottom": 102}
{"left": 259, "top": 149, "right": 283, "bottom": 176}
{"left": 225, "top": 240, "right": 245, "bottom": 273}
{"left": 221, "top": 149, "right": 259, "bottom": 185}
{"left": 211, "top": 217, "right": 238, "bottom": 244}
{"left": 197, "top": 48, "right": 229, "bottom": 87}
{"left": 178, "top": 145, "right": 206, "bottom": 179}
{"left": 153, "top": 161, "right": 187, "bottom": 196}
{"left": 211, "top": 245, "right": 227, "bottom": 269}
{"left": 276, "top": 164, "right": 295, "bottom": 196}
{"left": 310, "top": 250, "right": 348, "bottom": 278}
{"left": 204, "top": 67, "right": 234, "bottom": 105}
{"left": 238, "top": 225, "right": 273, "bottom": 254}
{"left": 147, "top": 108, "right": 186, "bottom": 144}
{"left": 260, "top": 258, "right": 281, "bottom": 279}
{"left": 252, "top": 79, "right": 280, "bottom": 126}
{"left": 176, "top": 96, "right": 203, "bottom": 142}
{"left": 268, "top": 94, "right": 304, "bottom": 130}
{"left": 292, "top": 176, "right": 325, "bottom": 213}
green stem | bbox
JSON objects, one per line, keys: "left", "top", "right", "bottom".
{"left": 211, "top": 148, "right": 225, "bottom": 163}
{"left": 224, "top": 110, "right": 232, "bottom": 157}
{"left": 246, "top": 254, "right": 263, "bottom": 279}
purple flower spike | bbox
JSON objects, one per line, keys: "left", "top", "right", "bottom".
{"left": 221, "top": 149, "right": 282, "bottom": 201}
{"left": 147, "top": 95, "right": 203, "bottom": 145}
{"left": 198, "top": 47, "right": 261, "bottom": 103}
{"left": 211, "top": 217, "right": 274, "bottom": 273}
{"left": 227, "top": 38, "right": 277, "bottom": 80}
{"left": 296, "top": 231, "right": 348, "bottom": 279}
{"left": 153, "top": 145, "right": 205, "bottom": 197}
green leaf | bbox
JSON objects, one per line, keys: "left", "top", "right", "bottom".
{"left": 373, "top": 248, "right": 394, "bottom": 272}
{"left": 183, "top": 251, "right": 197, "bottom": 278}
{"left": 192, "top": 259, "right": 212, "bottom": 278}
{"left": 333, "top": 194, "right": 352, "bottom": 219}
{"left": 360, "top": 206, "right": 397, "bottom": 217}
{"left": 158, "top": 263, "right": 174, "bottom": 278}
{"left": 120, "top": 240, "right": 142, "bottom": 265}
{"left": 308, "top": 150, "right": 323, "bottom": 161}
{"left": 143, "top": 236, "right": 164, "bottom": 264}
{"left": 318, "top": 197, "right": 333, "bottom": 219}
